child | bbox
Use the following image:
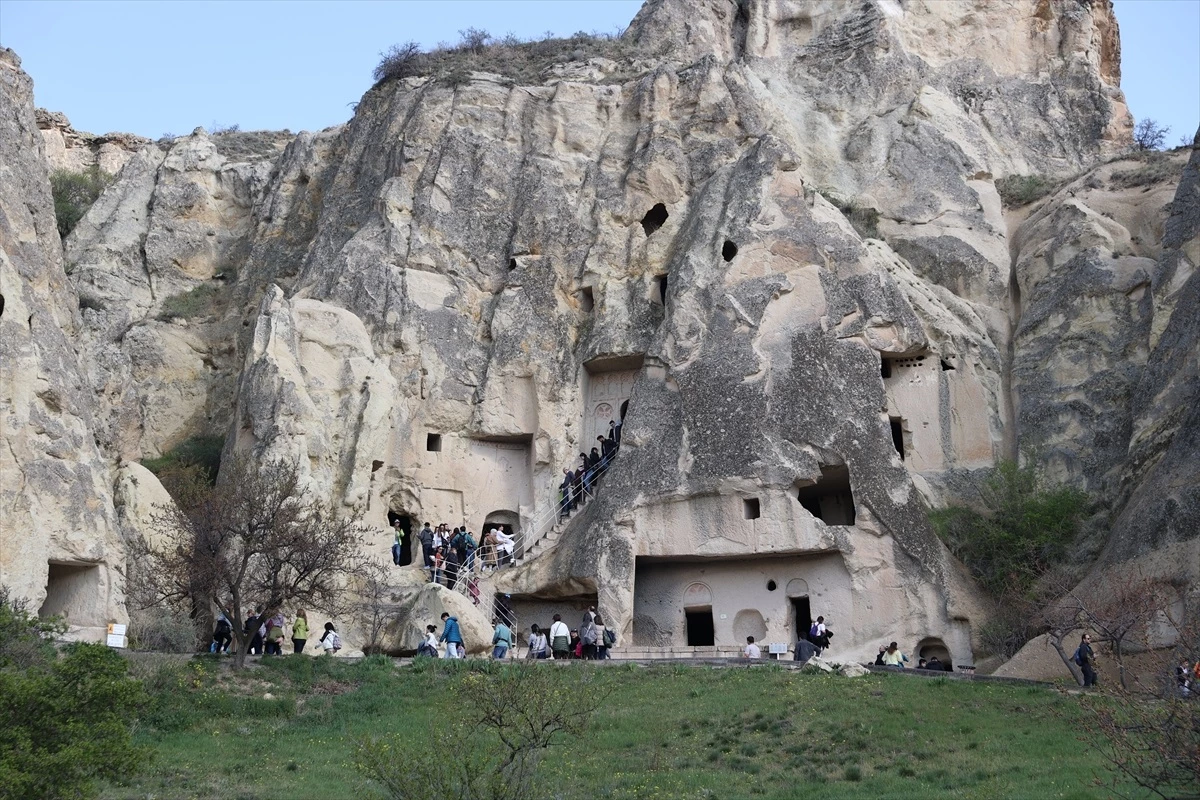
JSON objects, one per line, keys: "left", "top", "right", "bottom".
{"left": 743, "top": 636, "right": 761, "bottom": 659}
{"left": 320, "top": 622, "right": 342, "bottom": 655}
{"left": 417, "top": 624, "right": 439, "bottom": 657}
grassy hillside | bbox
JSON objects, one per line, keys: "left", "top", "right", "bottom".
{"left": 102, "top": 657, "right": 1113, "bottom": 800}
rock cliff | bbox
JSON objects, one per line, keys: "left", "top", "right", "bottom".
{"left": 1, "top": 0, "right": 1195, "bottom": 662}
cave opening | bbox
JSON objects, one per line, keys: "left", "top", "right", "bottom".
{"left": 386, "top": 511, "right": 414, "bottom": 567}
{"left": 652, "top": 274, "right": 669, "bottom": 306}
{"left": 797, "top": 465, "right": 856, "bottom": 525}
{"left": 743, "top": 497, "right": 761, "bottom": 519}
{"left": 889, "top": 417, "right": 905, "bottom": 460}
{"left": 426, "top": 433, "right": 442, "bottom": 452}
{"left": 579, "top": 286, "right": 595, "bottom": 312}
{"left": 722, "top": 240, "right": 738, "bottom": 262}
{"left": 685, "top": 607, "right": 715, "bottom": 646}
{"left": 641, "top": 203, "right": 669, "bottom": 235}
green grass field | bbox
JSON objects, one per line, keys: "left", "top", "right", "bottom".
{"left": 101, "top": 657, "right": 1116, "bottom": 800}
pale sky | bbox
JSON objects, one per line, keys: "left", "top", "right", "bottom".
{"left": 0, "top": 0, "right": 1196, "bottom": 144}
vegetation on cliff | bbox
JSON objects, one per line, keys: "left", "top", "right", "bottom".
{"left": 49, "top": 166, "right": 111, "bottom": 239}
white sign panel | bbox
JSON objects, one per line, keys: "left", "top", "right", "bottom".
{"left": 106, "top": 634, "right": 126, "bottom": 648}
{"left": 768, "top": 642, "right": 788, "bottom": 654}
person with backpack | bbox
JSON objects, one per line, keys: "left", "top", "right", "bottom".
{"left": 808, "top": 616, "right": 832, "bottom": 654}
{"left": 549, "top": 614, "right": 570, "bottom": 659}
{"left": 596, "top": 615, "right": 614, "bottom": 659}
{"left": 265, "top": 611, "right": 286, "bottom": 656}
{"left": 292, "top": 609, "right": 309, "bottom": 654}
{"left": 320, "top": 622, "right": 341, "bottom": 655}
{"left": 1074, "top": 633, "right": 1098, "bottom": 687}
{"left": 580, "top": 615, "right": 599, "bottom": 660}
{"left": 439, "top": 612, "right": 464, "bottom": 659}
{"left": 492, "top": 618, "right": 514, "bottom": 659}
{"left": 418, "top": 522, "right": 435, "bottom": 577}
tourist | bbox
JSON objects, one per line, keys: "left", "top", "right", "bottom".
{"left": 417, "top": 624, "right": 439, "bottom": 657}
{"left": 927, "top": 655, "right": 944, "bottom": 671}
{"left": 808, "top": 616, "right": 832, "bottom": 654}
{"left": 391, "top": 520, "right": 405, "bottom": 566}
{"left": 210, "top": 612, "right": 232, "bottom": 654}
{"left": 265, "top": 611, "right": 286, "bottom": 656}
{"left": 588, "top": 447, "right": 602, "bottom": 480}
{"left": 559, "top": 468, "right": 574, "bottom": 519}
{"left": 431, "top": 546, "right": 445, "bottom": 586}
{"left": 570, "top": 468, "right": 584, "bottom": 510}
{"left": 492, "top": 618, "right": 513, "bottom": 659}
{"left": 550, "top": 613, "right": 570, "bottom": 659}
{"left": 292, "top": 609, "right": 308, "bottom": 654}
{"left": 579, "top": 452, "right": 593, "bottom": 497}
{"left": 419, "top": 522, "right": 435, "bottom": 576}
{"left": 743, "top": 636, "right": 761, "bottom": 659}
{"left": 494, "top": 528, "right": 515, "bottom": 565}
{"left": 570, "top": 629, "right": 582, "bottom": 658}
{"left": 610, "top": 418, "right": 622, "bottom": 447}
{"left": 1075, "top": 633, "right": 1098, "bottom": 687}
{"left": 320, "top": 622, "right": 341, "bottom": 655}
{"left": 918, "top": 658, "right": 928, "bottom": 669}
{"left": 245, "top": 606, "right": 264, "bottom": 655}
{"left": 468, "top": 573, "right": 481, "bottom": 605}
{"left": 594, "top": 615, "right": 612, "bottom": 659}
{"left": 882, "top": 642, "right": 908, "bottom": 667}
{"left": 1176, "top": 661, "right": 1192, "bottom": 697}
{"left": 874, "top": 645, "right": 887, "bottom": 665}
{"left": 599, "top": 434, "right": 615, "bottom": 461}
{"left": 439, "top": 612, "right": 463, "bottom": 659}
{"left": 794, "top": 637, "right": 818, "bottom": 664}
{"left": 444, "top": 545, "right": 460, "bottom": 589}
{"left": 580, "top": 614, "right": 598, "bottom": 660}
{"left": 528, "top": 624, "right": 549, "bottom": 659}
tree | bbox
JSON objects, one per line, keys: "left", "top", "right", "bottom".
{"left": 0, "top": 589, "right": 147, "bottom": 800}
{"left": 1133, "top": 118, "right": 1170, "bottom": 151}
{"left": 135, "top": 454, "right": 368, "bottom": 669}
{"left": 354, "top": 562, "right": 395, "bottom": 656}
{"left": 356, "top": 663, "right": 606, "bottom": 800}
{"left": 929, "top": 460, "right": 1088, "bottom": 596}
{"left": 49, "top": 166, "right": 112, "bottom": 239}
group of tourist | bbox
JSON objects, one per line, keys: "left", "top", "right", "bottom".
{"left": 209, "top": 608, "right": 340, "bottom": 656}
{"left": 416, "top": 606, "right": 617, "bottom": 660}
{"left": 559, "top": 419, "right": 621, "bottom": 520}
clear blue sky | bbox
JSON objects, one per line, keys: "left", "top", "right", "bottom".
{"left": 0, "top": 0, "right": 1196, "bottom": 144}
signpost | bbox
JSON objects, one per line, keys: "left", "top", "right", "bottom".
{"left": 106, "top": 623, "right": 127, "bottom": 649}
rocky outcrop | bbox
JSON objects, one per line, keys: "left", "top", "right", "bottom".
{"left": 0, "top": 49, "right": 126, "bottom": 638}
{"left": 35, "top": 108, "right": 148, "bottom": 175}
{"left": 2, "top": 1, "right": 1194, "bottom": 663}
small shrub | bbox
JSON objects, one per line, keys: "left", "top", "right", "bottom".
{"left": 141, "top": 434, "right": 224, "bottom": 485}
{"left": 127, "top": 605, "right": 200, "bottom": 653}
{"left": 1110, "top": 152, "right": 1177, "bottom": 189}
{"left": 50, "top": 167, "right": 112, "bottom": 238}
{"left": 158, "top": 282, "right": 222, "bottom": 321}
{"left": 995, "top": 175, "right": 1057, "bottom": 208}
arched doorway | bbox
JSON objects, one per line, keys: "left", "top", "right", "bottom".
{"left": 386, "top": 511, "right": 414, "bottom": 567}
{"left": 481, "top": 509, "right": 520, "bottom": 563}
{"left": 916, "top": 637, "right": 953, "bottom": 671}
{"left": 785, "top": 579, "right": 812, "bottom": 642}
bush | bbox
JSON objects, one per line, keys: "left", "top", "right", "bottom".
{"left": 373, "top": 29, "right": 662, "bottom": 88}
{"left": 157, "top": 282, "right": 222, "bottom": 321}
{"left": 1110, "top": 151, "right": 1177, "bottom": 189}
{"left": 995, "top": 175, "right": 1057, "bottom": 208}
{"left": 49, "top": 167, "right": 112, "bottom": 238}
{"left": 141, "top": 434, "right": 224, "bottom": 485}
{"left": 1133, "top": 117, "right": 1170, "bottom": 151}
{"left": 928, "top": 460, "right": 1088, "bottom": 596}
{"left": 0, "top": 592, "right": 147, "bottom": 800}
{"left": 126, "top": 606, "right": 200, "bottom": 653}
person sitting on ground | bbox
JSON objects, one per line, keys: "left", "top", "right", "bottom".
{"left": 320, "top": 622, "right": 341, "bottom": 655}
{"left": 417, "top": 624, "right": 439, "bottom": 658}
{"left": 918, "top": 658, "right": 928, "bottom": 669}
{"left": 874, "top": 645, "right": 887, "bottom": 666}
{"left": 492, "top": 618, "right": 513, "bottom": 660}
{"left": 927, "top": 656, "right": 943, "bottom": 671}
{"left": 528, "top": 624, "right": 548, "bottom": 659}
{"left": 549, "top": 614, "right": 570, "bottom": 659}
{"left": 882, "top": 641, "right": 907, "bottom": 667}
{"left": 743, "top": 636, "right": 761, "bottom": 659}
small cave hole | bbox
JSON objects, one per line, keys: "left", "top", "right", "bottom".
{"left": 881, "top": 358, "right": 892, "bottom": 379}
{"left": 641, "top": 203, "right": 669, "bottom": 236}
{"left": 0, "top": 292, "right": 5, "bottom": 318}
{"left": 426, "top": 433, "right": 442, "bottom": 452}
{"left": 889, "top": 417, "right": 905, "bottom": 461}
{"left": 941, "top": 358, "right": 955, "bottom": 371}
{"left": 722, "top": 240, "right": 738, "bottom": 262}
{"left": 508, "top": 258, "right": 518, "bottom": 270}
{"left": 652, "top": 274, "right": 669, "bottom": 306}
{"left": 743, "top": 498, "right": 761, "bottom": 520}
{"left": 371, "top": 460, "right": 385, "bottom": 473}
{"left": 766, "top": 579, "right": 777, "bottom": 592}
{"left": 579, "top": 286, "right": 595, "bottom": 312}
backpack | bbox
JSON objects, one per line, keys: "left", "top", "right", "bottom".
{"left": 603, "top": 628, "right": 616, "bottom": 646}
{"left": 809, "top": 623, "right": 820, "bottom": 641}
{"left": 1072, "top": 647, "right": 1082, "bottom": 666}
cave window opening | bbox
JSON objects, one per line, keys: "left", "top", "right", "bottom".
{"left": 0, "top": 293, "right": 5, "bottom": 318}
{"left": 39, "top": 562, "right": 101, "bottom": 626}
{"left": 797, "top": 465, "right": 856, "bottom": 525}
{"left": 722, "top": 240, "right": 738, "bottom": 262}
{"left": 766, "top": 579, "right": 777, "bottom": 592}
{"left": 426, "top": 433, "right": 442, "bottom": 452}
{"left": 941, "top": 358, "right": 955, "bottom": 371}
{"left": 508, "top": 258, "right": 518, "bottom": 270}
{"left": 371, "top": 460, "right": 385, "bottom": 473}
{"left": 743, "top": 498, "right": 761, "bottom": 520}
{"left": 619, "top": 399, "right": 629, "bottom": 421}
{"left": 579, "top": 287, "right": 595, "bottom": 312}
{"left": 652, "top": 274, "right": 669, "bottom": 306}
{"left": 889, "top": 417, "right": 905, "bottom": 460}
{"left": 641, "top": 203, "right": 669, "bottom": 236}
{"left": 881, "top": 358, "right": 892, "bottom": 379}
{"left": 685, "top": 607, "right": 715, "bottom": 646}
{"left": 387, "top": 512, "right": 414, "bottom": 567}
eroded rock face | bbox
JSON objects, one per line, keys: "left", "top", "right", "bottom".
{"left": 35, "top": 108, "right": 148, "bottom": 176}
{"left": 2, "top": 1, "right": 1195, "bottom": 661}
{"left": 0, "top": 49, "right": 126, "bottom": 639}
